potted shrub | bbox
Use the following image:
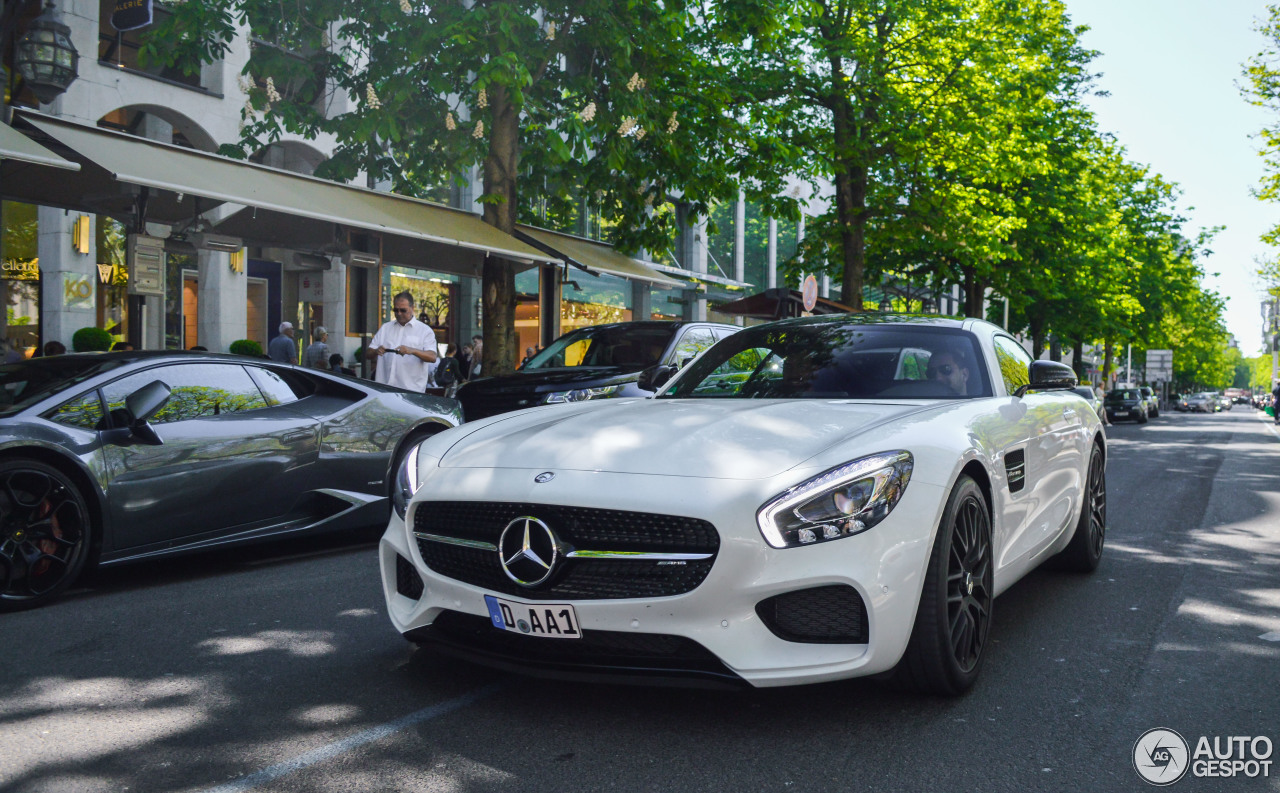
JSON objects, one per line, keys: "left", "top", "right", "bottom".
{"left": 71, "top": 327, "right": 113, "bottom": 352}
{"left": 229, "top": 339, "right": 264, "bottom": 357}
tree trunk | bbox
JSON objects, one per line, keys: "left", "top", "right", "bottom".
{"left": 1049, "top": 335, "right": 1062, "bottom": 362}
{"left": 480, "top": 83, "right": 520, "bottom": 377}
{"left": 830, "top": 76, "right": 865, "bottom": 311}
{"left": 962, "top": 267, "right": 985, "bottom": 318}
{"left": 1102, "top": 339, "right": 1114, "bottom": 386}
{"left": 1072, "top": 339, "right": 1085, "bottom": 380}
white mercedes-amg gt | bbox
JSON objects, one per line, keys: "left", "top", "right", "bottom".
{"left": 379, "top": 316, "right": 1106, "bottom": 695}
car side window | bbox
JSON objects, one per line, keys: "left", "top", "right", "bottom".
{"left": 102, "top": 364, "right": 269, "bottom": 425}
{"left": 672, "top": 327, "right": 717, "bottom": 365}
{"left": 689, "top": 347, "right": 773, "bottom": 396}
{"left": 246, "top": 366, "right": 300, "bottom": 406}
{"left": 992, "top": 336, "right": 1033, "bottom": 394}
{"left": 46, "top": 390, "right": 105, "bottom": 431}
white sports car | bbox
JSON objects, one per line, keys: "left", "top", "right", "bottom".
{"left": 379, "top": 316, "right": 1106, "bottom": 695}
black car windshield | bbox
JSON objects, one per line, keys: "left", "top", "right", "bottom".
{"left": 522, "top": 325, "right": 675, "bottom": 371}
{"left": 660, "top": 323, "right": 992, "bottom": 400}
{"left": 1106, "top": 389, "right": 1140, "bottom": 401}
{"left": 0, "top": 357, "right": 126, "bottom": 416}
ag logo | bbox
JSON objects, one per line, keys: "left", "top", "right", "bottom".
{"left": 1134, "top": 728, "right": 1190, "bottom": 786}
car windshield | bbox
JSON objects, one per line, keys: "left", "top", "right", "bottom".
{"left": 522, "top": 325, "right": 676, "bottom": 371}
{"left": 1106, "top": 389, "right": 1140, "bottom": 401}
{"left": 0, "top": 357, "right": 127, "bottom": 417}
{"left": 660, "top": 323, "right": 991, "bottom": 400}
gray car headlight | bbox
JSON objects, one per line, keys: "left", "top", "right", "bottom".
{"left": 544, "top": 385, "right": 623, "bottom": 404}
{"left": 393, "top": 440, "right": 427, "bottom": 521}
{"left": 757, "top": 451, "right": 913, "bottom": 549}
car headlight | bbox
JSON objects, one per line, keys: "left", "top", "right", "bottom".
{"left": 544, "top": 385, "right": 623, "bottom": 404}
{"left": 393, "top": 440, "right": 427, "bottom": 521}
{"left": 757, "top": 451, "right": 913, "bottom": 549}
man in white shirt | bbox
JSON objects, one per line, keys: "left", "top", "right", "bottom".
{"left": 365, "top": 291, "right": 438, "bottom": 391}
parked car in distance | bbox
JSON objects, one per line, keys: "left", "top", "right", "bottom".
{"left": 456, "top": 320, "right": 740, "bottom": 421}
{"left": 1070, "top": 386, "right": 1106, "bottom": 421}
{"left": 383, "top": 315, "right": 1107, "bottom": 697}
{"left": 1139, "top": 386, "right": 1159, "bottom": 418}
{"left": 1105, "top": 388, "right": 1148, "bottom": 423}
{"left": 1185, "top": 392, "right": 1219, "bottom": 413}
{"left": 0, "top": 351, "right": 462, "bottom": 610}
{"left": 1217, "top": 393, "right": 1234, "bottom": 411}
{"left": 1173, "top": 393, "right": 1190, "bottom": 412}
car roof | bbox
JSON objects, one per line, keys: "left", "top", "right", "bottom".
{"left": 740, "top": 313, "right": 971, "bottom": 332}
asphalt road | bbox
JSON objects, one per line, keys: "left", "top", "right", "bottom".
{"left": 2, "top": 407, "right": 1279, "bottom": 793}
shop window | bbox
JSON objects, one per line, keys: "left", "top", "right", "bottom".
{"left": 515, "top": 268, "right": 540, "bottom": 367}
{"left": 706, "top": 201, "right": 736, "bottom": 280}
{"left": 164, "top": 252, "right": 195, "bottom": 350}
{"left": 246, "top": 278, "right": 268, "bottom": 347}
{"left": 776, "top": 216, "right": 799, "bottom": 272}
{"left": 96, "top": 216, "right": 129, "bottom": 343}
{"left": 560, "top": 271, "right": 632, "bottom": 333}
{"left": 743, "top": 202, "right": 770, "bottom": 289}
{"left": 0, "top": 201, "right": 40, "bottom": 359}
{"left": 98, "top": 0, "right": 206, "bottom": 89}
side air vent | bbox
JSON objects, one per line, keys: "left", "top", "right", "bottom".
{"left": 1005, "top": 448, "right": 1026, "bottom": 494}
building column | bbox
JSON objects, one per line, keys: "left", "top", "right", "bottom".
{"left": 38, "top": 209, "right": 96, "bottom": 350}
{"left": 322, "top": 256, "right": 347, "bottom": 356}
{"left": 631, "top": 279, "right": 651, "bottom": 323}
{"left": 539, "top": 264, "right": 561, "bottom": 347}
{"left": 197, "top": 249, "right": 247, "bottom": 353}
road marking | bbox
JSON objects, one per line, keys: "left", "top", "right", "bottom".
{"left": 201, "top": 683, "right": 503, "bottom": 793}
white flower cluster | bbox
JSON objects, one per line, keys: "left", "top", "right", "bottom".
{"left": 366, "top": 83, "right": 382, "bottom": 109}
{"left": 445, "top": 112, "right": 456, "bottom": 131}
{"left": 265, "top": 76, "right": 282, "bottom": 103}
{"left": 634, "top": 126, "right": 646, "bottom": 141}
{"left": 666, "top": 111, "right": 678, "bottom": 134}
{"left": 546, "top": 21, "right": 556, "bottom": 40}
{"left": 399, "top": 0, "right": 411, "bottom": 12}
{"left": 473, "top": 120, "right": 485, "bottom": 138}
{"left": 236, "top": 74, "right": 251, "bottom": 94}
{"left": 322, "top": 30, "right": 331, "bottom": 48}
{"left": 579, "top": 101, "right": 596, "bottom": 122}
{"left": 626, "top": 72, "right": 646, "bottom": 92}
{"left": 477, "top": 88, "right": 487, "bottom": 109}
{"left": 617, "top": 116, "right": 637, "bottom": 135}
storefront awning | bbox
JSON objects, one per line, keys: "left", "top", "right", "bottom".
{"left": 713, "top": 287, "right": 855, "bottom": 320}
{"left": 0, "top": 121, "right": 79, "bottom": 170}
{"left": 20, "top": 113, "right": 557, "bottom": 265}
{"left": 516, "top": 226, "right": 685, "bottom": 289}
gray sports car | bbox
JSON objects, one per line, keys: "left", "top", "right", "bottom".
{"left": 0, "top": 351, "right": 461, "bottom": 610}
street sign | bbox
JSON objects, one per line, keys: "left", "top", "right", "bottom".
{"left": 1146, "top": 349, "right": 1173, "bottom": 382}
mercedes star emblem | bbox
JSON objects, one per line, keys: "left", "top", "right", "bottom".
{"left": 534, "top": 471, "right": 555, "bottom": 483}
{"left": 498, "top": 516, "right": 559, "bottom": 586}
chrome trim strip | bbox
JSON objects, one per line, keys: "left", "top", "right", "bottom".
{"left": 414, "top": 532, "right": 498, "bottom": 552}
{"left": 566, "top": 551, "right": 714, "bottom": 560}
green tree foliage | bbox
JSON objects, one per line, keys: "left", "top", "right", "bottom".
{"left": 146, "top": 0, "right": 738, "bottom": 376}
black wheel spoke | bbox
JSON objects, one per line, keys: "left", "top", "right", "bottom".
{"left": 0, "top": 465, "right": 90, "bottom": 605}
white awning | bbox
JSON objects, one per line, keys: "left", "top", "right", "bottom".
{"left": 0, "top": 121, "right": 79, "bottom": 170}
{"left": 24, "top": 114, "right": 557, "bottom": 265}
{"left": 517, "top": 226, "right": 686, "bottom": 288}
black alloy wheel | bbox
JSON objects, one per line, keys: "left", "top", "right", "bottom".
{"left": 1053, "top": 443, "right": 1107, "bottom": 572}
{"left": 893, "top": 475, "right": 993, "bottom": 696}
{"left": 0, "top": 460, "right": 91, "bottom": 611}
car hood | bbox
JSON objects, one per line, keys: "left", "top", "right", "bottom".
{"left": 462, "top": 367, "right": 637, "bottom": 394}
{"left": 438, "top": 398, "right": 931, "bottom": 480}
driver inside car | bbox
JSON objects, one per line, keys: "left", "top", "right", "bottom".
{"left": 926, "top": 349, "right": 971, "bottom": 396}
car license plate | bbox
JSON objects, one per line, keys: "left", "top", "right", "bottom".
{"left": 484, "top": 595, "right": 581, "bottom": 639}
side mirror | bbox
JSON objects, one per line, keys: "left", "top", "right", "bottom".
{"left": 1015, "top": 360, "right": 1077, "bottom": 397}
{"left": 123, "top": 380, "right": 170, "bottom": 444}
{"left": 125, "top": 380, "right": 171, "bottom": 424}
{"left": 638, "top": 364, "right": 676, "bottom": 393}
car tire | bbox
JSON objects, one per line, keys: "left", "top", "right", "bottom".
{"left": 1050, "top": 443, "right": 1106, "bottom": 573}
{"left": 892, "top": 475, "right": 992, "bottom": 696}
{"left": 0, "top": 459, "right": 93, "bottom": 612}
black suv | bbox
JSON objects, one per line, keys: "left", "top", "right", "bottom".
{"left": 457, "top": 320, "right": 739, "bottom": 420}
{"left": 1104, "top": 387, "right": 1148, "bottom": 424}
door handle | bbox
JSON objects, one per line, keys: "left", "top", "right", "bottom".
{"left": 281, "top": 429, "right": 314, "bottom": 445}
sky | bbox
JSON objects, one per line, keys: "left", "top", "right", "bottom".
{"left": 1063, "top": 0, "right": 1277, "bottom": 354}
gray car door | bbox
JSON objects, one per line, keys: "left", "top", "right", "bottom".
{"left": 98, "top": 362, "right": 319, "bottom": 552}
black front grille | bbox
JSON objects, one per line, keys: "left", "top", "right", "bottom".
{"left": 396, "top": 553, "right": 424, "bottom": 600}
{"left": 756, "top": 585, "right": 869, "bottom": 643}
{"left": 413, "top": 501, "right": 719, "bottom": 600}
{"left": 457, "top": 392, "right": 529, "bottom": 420}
